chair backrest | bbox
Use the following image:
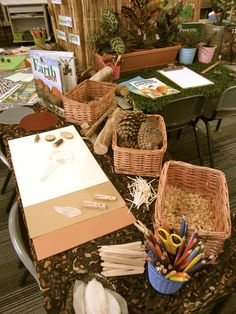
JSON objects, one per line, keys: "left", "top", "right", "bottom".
{"left": 0, "top": 150, "right": 10, "bottom": 169}
{"left": 214, "top": 85, "right": 236, "bottom": 119}
{"left": 8, "top": 201, "right": 40, "bottom": 287}
{"left": 157, "top": 95, "right": 205, "bottom": 129}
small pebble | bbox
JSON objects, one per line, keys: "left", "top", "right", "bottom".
{"left": 45, "top": 134, "right": 56, "bottom": 142}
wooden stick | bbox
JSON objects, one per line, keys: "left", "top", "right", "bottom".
{"left": 101, "top": 262, "right": 145, "bottom": 270}
{"left": 99, "top": 255, "right": 145, "bottom": 266}
{"left": 101, "top": 268, "right": 145, "bottom": 277}
{"left": 99, "top": 247, "right": 146, "bottom": 257}
{"left": 201, "top": 61, "right": 221, "bottom": 74}
{"left": 99, "top": 241, "right": 142, "bottom": 248}
{"left": 93, "top": 107, "right": 122, "bottom": 155}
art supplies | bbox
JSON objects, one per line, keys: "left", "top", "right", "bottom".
{"left": 30, "top": 28, "right": 46, "bottom": 45}
{"left": 99, "top": 241, "right": 146, "bottom": 277}
{"left": 135, "top": 217, "right": 214, "bottom": 294}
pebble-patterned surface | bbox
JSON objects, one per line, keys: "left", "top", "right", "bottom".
{"left": 0, "top": 104, "right": 235, "bottom": 314}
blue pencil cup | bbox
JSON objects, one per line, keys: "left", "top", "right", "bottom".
{"left": 147, "top": 251, "right": 184, "bottom": 294}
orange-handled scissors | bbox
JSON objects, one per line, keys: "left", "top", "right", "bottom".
{"left": 157, "top": 228, "right": 182, "bottom": 255}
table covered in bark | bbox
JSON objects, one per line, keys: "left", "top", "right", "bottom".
{"left": 1, "top": 104, "right": 236, "bottom": 314}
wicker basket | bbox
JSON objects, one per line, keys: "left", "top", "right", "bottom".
{"left": 62, "top": 80, "right": 116, "bottom": 125}
{"left": 155, "top": 160, "right": 232, "bottom": 257}
{"left": 112, "top": 114, "right": 167, "bottom": 177}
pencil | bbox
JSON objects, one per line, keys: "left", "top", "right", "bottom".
{"left": 183, "top": 253, "right": 204, "bottom": 272}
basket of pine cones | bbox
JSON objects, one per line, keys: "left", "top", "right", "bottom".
{"left": 112, "top": 110, "right": 167, "bottom": 177}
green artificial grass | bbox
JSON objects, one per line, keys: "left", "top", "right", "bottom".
{"left": 118, "top": 62, "right": 236, "bottom": 113}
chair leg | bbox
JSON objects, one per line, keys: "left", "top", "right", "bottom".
{"left": 192, "top": 124, "right": 204, "bottom": 166}
{"left": 19, "top": 269, "right": 30, "bottom": 287}
{"left": 1, "top": 170, "right": 12, "bottom": 195}
{"left": 203, "top": 120, "right": 215, "bottom": 168}
{"left": 215, "top": 119, "right": 222, "bottom": 131}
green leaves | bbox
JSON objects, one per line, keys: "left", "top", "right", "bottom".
{"left": 101, "top": 9, "right": 119, "bottom": 34}
{"left": 110, "top": 37, "right": 126, "bottom": 54}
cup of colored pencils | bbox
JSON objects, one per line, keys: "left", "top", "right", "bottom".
{"left": 31, "top": 28, "right": 46, "bottom": 46}
{"left": 134, "top": 218, "right": 214, "bottom": 295}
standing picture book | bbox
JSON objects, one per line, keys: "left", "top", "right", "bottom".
{"left": 29, "top": 50, "right": 77, "bottom": 117}
{"left": 129, "top": 77, "right": 179, "bottom": 99}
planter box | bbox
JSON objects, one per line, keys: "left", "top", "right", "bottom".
{"left": 96, "top": 44, "right": 181, "bottom": 73}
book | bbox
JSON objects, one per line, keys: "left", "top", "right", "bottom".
{"left": 0, "top": 78, "right": 22, "bottom": 102}
{"left": 0, "top": 82, "right": 38, "bottom": 110}
{"left": 129, "top": 77, "right": 180, "bottom": 99}
{"left": 29, "top": 50, "right": 77, "bottom": 117}
{"left": 120, "top": 76, "right": 150, "bottom": 98}
{"left": 29, "top": 50, "right": 77, "bottom": 93}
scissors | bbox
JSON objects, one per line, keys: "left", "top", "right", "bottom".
{"left": 157, "top": 228, "right": 182, "bottom": 255}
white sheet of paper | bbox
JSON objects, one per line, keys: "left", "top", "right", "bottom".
{"left": 8, "top": 125, "right": 108, "bottom": 207}
{"left": 159, "top": 67, "right": 214, "bottom": 89}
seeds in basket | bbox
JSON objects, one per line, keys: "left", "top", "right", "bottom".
{"left": 163, "top": 184, "right": 215, "bottom": 232}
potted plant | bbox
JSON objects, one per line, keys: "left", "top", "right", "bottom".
{"left": 198, "top": 31, "right": 217, "bottom": 64}
{"left": 90, "top": 0, "right": 183, "bottom": 73}
{"left": 177, "top": 29, "right": 199, "bottom": 64}
{"left": 204, "top": 0, "right": 236, "bottom": 60}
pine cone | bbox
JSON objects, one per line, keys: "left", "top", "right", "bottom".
{"left": 116, "top": 110, "right": 146, "bottom": 148}
{"left": 138, "top": 121, "right": 163, "bottom": 150}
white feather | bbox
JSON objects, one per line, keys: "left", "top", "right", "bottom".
{"left": 54, "top": 206, "right": 81, "bottom": 217}
{"left": 105, "top": 289, "right": 121, "bottom": 314}
{"left": 73, "top": 280, "right": 87, "bottom": 314}
{"left": 85, "top": 278, "right": 108, "bottom": 314}
{"left": 106, "top": 289, "right": 128, "bottom": 314}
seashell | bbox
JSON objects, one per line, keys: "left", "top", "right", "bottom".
{"left": 54, "top": 206, "right": 81, "bottom": 217}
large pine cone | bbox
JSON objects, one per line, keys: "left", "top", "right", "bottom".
{"left": 116, "top": 110, "right": 146, "bottom": 148}
{"left": 138, "top": 120, "right": 163, "bottom": 150}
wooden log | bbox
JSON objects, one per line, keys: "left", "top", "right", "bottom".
{"left": 93, "top": 108, "right": 122, "bottom": 155}
{"left": 89, "top": 66, "right": 113, "bottom": 82}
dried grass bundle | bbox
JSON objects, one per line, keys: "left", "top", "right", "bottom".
{"left": 163, "top": 184, "right": 215, "bottom": 232}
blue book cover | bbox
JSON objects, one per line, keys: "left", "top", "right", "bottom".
{"left": 119, "top": 76, "right": 150, "bottom": 98}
